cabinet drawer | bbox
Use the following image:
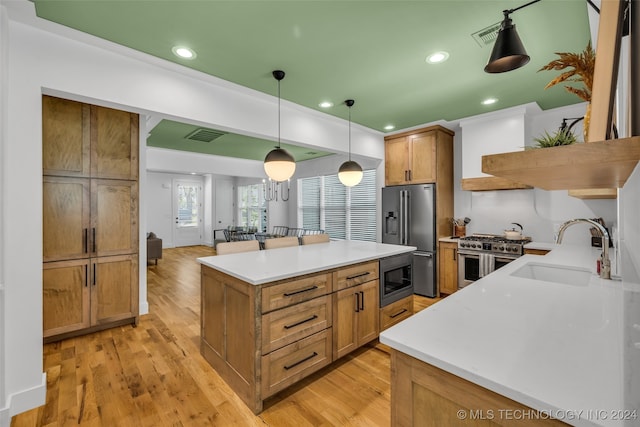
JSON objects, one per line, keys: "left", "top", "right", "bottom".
{"left": 262, "top": 273, "right": 331, "bottom": 312}
{"left": 261, "top": 329, "right": 332, "bottom": 398}
{"left": 380, "top": 296, "right": 413, "bottom": 331}
{"left": 262, "top": 295, "right": 332, "bottom": 354}
{"left": 333, "top": 261, "right": 379, "bottom": 291}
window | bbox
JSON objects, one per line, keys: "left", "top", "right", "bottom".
{"left": 176, "top": 182, "right": 199, "bottom": 228}
{"left": 298, "top": 169, "right": 376, "bottom": 241}
{"left": 237, "top": 184, "right": 267, "bottom": 232}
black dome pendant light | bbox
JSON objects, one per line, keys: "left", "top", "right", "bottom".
{"left": 264, "top": 70, "right": 296, "bottom": 182}
{"left": 484, "top": 0, "right": 541, "bottom": 73}
{"left": 338, "top": 99, "right": 363, "bottom": 187}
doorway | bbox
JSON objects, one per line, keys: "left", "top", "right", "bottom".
{"left": 173, "top": 179, "right": 203, "bottom": 247}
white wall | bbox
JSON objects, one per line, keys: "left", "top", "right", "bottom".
{"left": 618, "top": 163, "right": 640, "bottom": 283}
{"left": 0, "top": 1, "right": 384, "bottom": 420}
{"left": 0, "top": 2, "right": 8, "bottom": 423}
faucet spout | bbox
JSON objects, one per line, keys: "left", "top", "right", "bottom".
{"left": 556, "top": 219, "right": 611, "bottom": 279}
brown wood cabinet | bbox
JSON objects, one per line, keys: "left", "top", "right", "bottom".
{"left": 390, "top": 350, "right": 568, "bottom": 426}
{"left": 43, "top": 95, "right": 138, "bottom": 180}
{"left": 201, "top": 267, "right": 335, "bottom": 413}
{"left": 438, "top": 241, "right": 458, "bottom": 295}
{"left": 384, "top": 125, "right": 455, "bottom": 241}
{"left": 379, "top": 295, "right": 413, "bottom": 331}
{"left": 200, "top": 259, "right": 382, "bottom": 414}
{"left": 333, "top": 279, "right": 379, "bottom": 359}
{"left": 42, "top": 95, "right": 139, "bottom": 341}
{"left": 384, "top": 125, "right": 453, "bottom": 186}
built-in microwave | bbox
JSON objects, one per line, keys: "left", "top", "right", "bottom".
{"left": 379, "top": 252, "right": 413, "bottom": 307}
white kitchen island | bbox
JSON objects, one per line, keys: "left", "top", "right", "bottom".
{"left": 197, "top": 240, "right": 415, "bottom": 413}
{"left": 380, "top": 243, "right": 640, "bottom": 427}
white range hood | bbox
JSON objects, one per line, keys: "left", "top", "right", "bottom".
{"left": 460, "top": 102, "right": 541, "bottom": 184}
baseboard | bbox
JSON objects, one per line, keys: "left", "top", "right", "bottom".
{"left": 5, "top": 373, "right": 46, "bottom": 418}
{"left": 139, "top": 300, "right": 149, "bottom": 315}
{"left": 0, "top": 404, "right": 9, "bottom": 427}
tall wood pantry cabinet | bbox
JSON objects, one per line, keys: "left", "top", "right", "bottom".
{"left": 42, "top": 95, "right": 139, "bottom": 341}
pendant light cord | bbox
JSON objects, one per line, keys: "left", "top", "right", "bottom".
{"left": 277, "top": 78, "right": 281, "bottom": 149}
{"left": 348, "top": 106, "right": 352, "bottom": 161}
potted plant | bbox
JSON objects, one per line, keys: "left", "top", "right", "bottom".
{"left": 538, "top": 41, "right": 595, "bottom": 141}
{"left": 529, "top": 128, "right": 578, "bottom": 149}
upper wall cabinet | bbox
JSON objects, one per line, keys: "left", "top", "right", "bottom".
{"left": 43, "top": 95, "right": 139, "bottom": 180}
{"left": 384, "top": 125, "right": 453, "bottom": 186}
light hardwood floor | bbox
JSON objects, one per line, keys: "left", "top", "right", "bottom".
{"left": 12, "top": 246, "right": 441, "bottom": 427}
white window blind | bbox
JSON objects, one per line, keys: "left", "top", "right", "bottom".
{"left": 298, "top": 169, "right": 376, "bottom": 242}
{"left": 237, "top": 184, "right": 267, "bottom": 232}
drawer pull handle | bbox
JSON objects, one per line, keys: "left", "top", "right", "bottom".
{"left": 346, "top": 272, "right": 370, "bottom": 280}
{"left": 390, "top": 308, "right": 408, "bottom": 318}
{"left": 284, "top": 352, "right": 319, "bottom": 370}
{"left": 283, "top": 285, "right": 319, "bottom": 297}
{"left": 284, "top": 315, "right": 318, "bottom": 330}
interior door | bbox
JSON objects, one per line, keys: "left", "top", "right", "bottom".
{"left": 173, "top": 179, "right": 203, "bottom": 247}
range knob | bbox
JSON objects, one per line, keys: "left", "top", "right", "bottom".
{"left": 498, "top": 246, "right": 504, "bottom": 251}
{"left": 511, "top": 247, "right": 519, "bottom": 252}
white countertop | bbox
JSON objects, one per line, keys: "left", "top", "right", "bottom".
{"left": 381, "top": 244, "right": 640, "bottom": 427}
{"left": 198, "top": 240, "right": 416, "bottom": 285}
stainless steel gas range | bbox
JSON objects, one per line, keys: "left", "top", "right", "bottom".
{"left": 457, "top": 234, "right": 531, "bottom": 288}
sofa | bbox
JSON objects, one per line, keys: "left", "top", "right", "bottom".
{"left": 147, "top": 232, "right": 163, "bottom": 264}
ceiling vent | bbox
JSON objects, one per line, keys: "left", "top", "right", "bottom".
{"left": 471, "top": 22, "right": 502, "bottom": 47}
{"left": 185, "top": 128, "right": 226, "bottom": 142}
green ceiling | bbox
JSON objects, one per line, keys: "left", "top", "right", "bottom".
{"left": 33, "top": 0, "right": 592, "bottom": 159}
{"left": 147, "top": 119, "right": 333, "bottom": 161}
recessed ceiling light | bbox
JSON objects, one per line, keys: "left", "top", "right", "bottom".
{"left": 482, "top": 98, "right": 498, "bottom": 105}
{"left": 172, "top": 46, "right": 196, "bottom": 59}
{"left": 384, "top": 125, "right": 396, "bottom": 131}
{"left": 190, "top": 172, "right": 197, "bottom": 175}
{"left": 426, "top": 51, "right": 449, "bottom": 64}
{"left": 319, "top": 101, "right": 334, "bottom": 108}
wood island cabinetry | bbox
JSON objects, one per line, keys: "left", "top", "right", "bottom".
{"left": 200, "top": 257, "right": 385, "bottom": 413}
{"left": 379, "top": 295, "right": 413, "bottom": 331}
{"left": 390, "top": 350, "right": 568, "bottom": 426}
{"left": 42, "top": 95, "right": 139, "bottom": 341}
{"left": 438, "top": 241, "right": 458, "bottom": 295}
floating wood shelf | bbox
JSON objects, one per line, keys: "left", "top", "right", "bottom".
{"left": 461, "top": 177, "right": 532, "bottom": 191}
{"left": 567, "top": 188, "right": 618, "bottom": 199}
{"left": 481, "top": 137, "right": 640, "bottom": 191}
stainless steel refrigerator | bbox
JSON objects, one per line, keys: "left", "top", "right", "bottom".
{"left": 382, "top": 184, "right": 436, "bottom": 297}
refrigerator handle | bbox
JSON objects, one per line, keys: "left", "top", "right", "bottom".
{"left": 399, "top": 191, "right": 405, "bottom": 245}
{"left": 403, "top": 190, "right": 410, "bottom": 245}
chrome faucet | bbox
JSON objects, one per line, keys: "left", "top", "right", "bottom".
{"left": 556, "top": 219, "right": 611, "bottom": 279}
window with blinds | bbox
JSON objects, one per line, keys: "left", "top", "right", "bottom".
{"left": 298, "top": 169, "right": 376, "bottom": 242}
{"left": 237, "top": 184, "right": 267, "bottom": 232}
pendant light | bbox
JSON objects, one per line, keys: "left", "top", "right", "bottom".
{"left": 264, "top": 70, "right": 296, "bottom": 182}
{"left": 338, "top": 99, "right": 363, "bottom": 187}
{"left": 484, "top": 0, "right": 541, "bottom": 73}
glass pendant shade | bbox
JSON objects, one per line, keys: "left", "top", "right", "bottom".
{"left": 484, "top": 16, "right": 530, "bottom": 73}
{"left": 264, "top": 147, "right": 296, "bottom": 182}
{"left": 338, "top": 160, "right": 363, "bottom": 187}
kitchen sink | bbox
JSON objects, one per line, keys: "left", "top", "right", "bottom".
{"left": 510, "top": 262, "right": 593, "bottom": 286}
